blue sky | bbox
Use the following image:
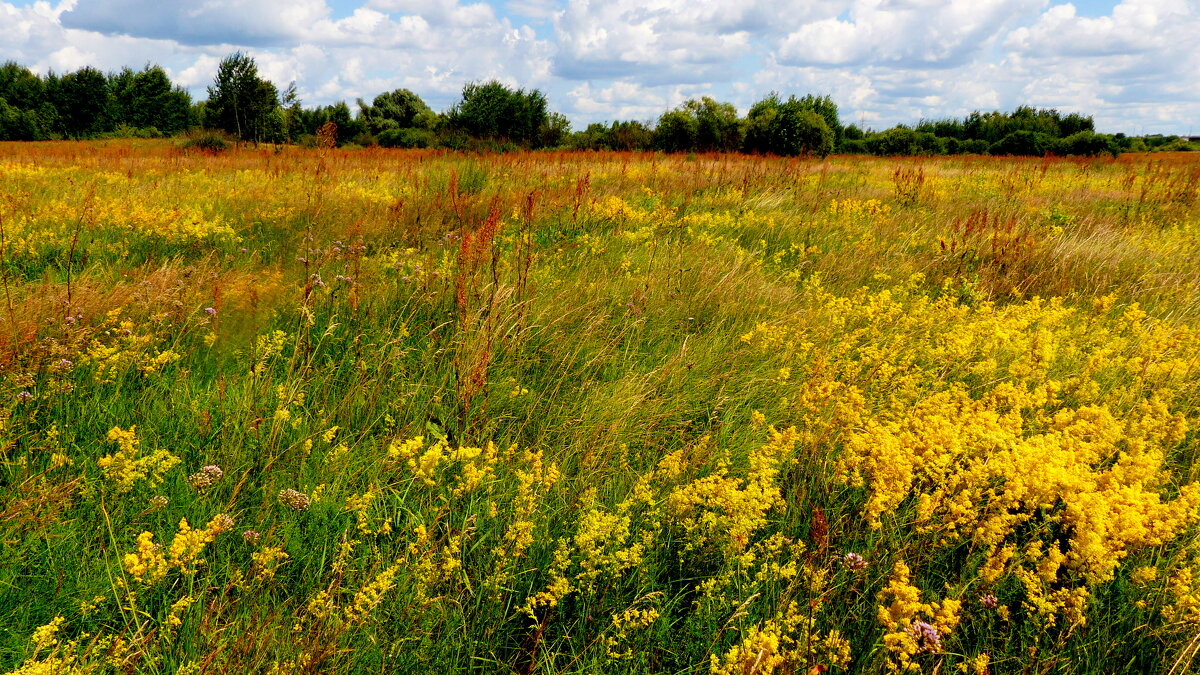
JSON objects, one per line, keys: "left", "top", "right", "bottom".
{"left": 2, "top": 0, "right": 1197, "bottom": 134}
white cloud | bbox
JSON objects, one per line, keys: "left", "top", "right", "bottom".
{"left": 1006, "top": 0, "right": 1193, "bottom": 56}
{"left": 777, "top": 0, "right": 1046, "bottom": 68}
{"left": 60, "top": 0, "right": 333, "bottom": 46}
{"left": 0, "top": 0, "right": 1196, "bottom": 134}
{"left": 563, "top": 80, "right": 707, "bottom": 121}
{"left": 551, "top": 0, "right": 845, "bottom": 81}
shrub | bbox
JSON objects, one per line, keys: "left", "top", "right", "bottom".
{"left": 744, "top": 94, "right": 834, "bottom": 157}
{"left": 653, "top": 109, "right": 699, "bottom": 153}
{"left": 989, "top": 130, "right": 1053, "bottom": 156}
{"left": 837, "top": 138, "right": 870, "bottom": 154}
{"left": 357, "top": 89, "right": 435, "bottom": 136}
{"left": 1056, "top": 131, "right": 1119, "bottom": 157}
{"left": 867, "top": 127, "right": 919, "bottom": 156}
{"left": 378, "top": 128, "right": 437, "bottom": 149}
{"left": 960, "top": 139, "right": 990, "bottom": 155}
{"left": 178, "top": 129, "right": 232, "bottom": 153}
{"left": 446, "top": 80, "right": 550, "bottom": 147}
{"left": 913, "top": 131, "right": 945, "bottom": 155}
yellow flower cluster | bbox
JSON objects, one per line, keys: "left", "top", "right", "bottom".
{"left": 84, "top": 316, "right": 181, "bottom": 383}
{"left": 664, "top": 427, "right": 800, "bottom": 552}
{"left": 877, "top": 561, "right": 962, "bottom": 672}
{"left": 711, "top": 601, "right": 851, "bottom": 675}
{"left": 96, "top": 426, "right": 180, "bottom": 493}
{"left": 123, "top": 514, "right": 233, "bottom": 582}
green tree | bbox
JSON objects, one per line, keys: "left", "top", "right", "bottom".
{"left": 357, "top": 89, "right": 435, "bottom": 135}
{"left": 744, "top": 93, "right": 834, "bottom": 157}
{"left": 53, "top": 66, "right": 110, "bottom": 137}
{"left": 1056, "top": 130, "right": 1118, "bottom": 157}
{"left": 110, "top": 65, "right": 191, "bottom": 134}
{"left": 0, "top": 61, "right": 44, "bottom": 110}
{"left": 280, "top": 82, "right": 303, "bottom": 142}
{"left": 324, "top": 101, "right": 363, "bottom": 145}
{"left": 447, "top": 80, "right": 551, "bottom": 147}
{"left": 688, "top": 97, "right": 741, "bottom": 152}
{"left": 538, "top": 112, "right": 571, "bottom": 148}
{"left": 867, "top": 127, "right": 919, "bottom": 156}
{"left": 205, "top": 52, "right": 281, "bottom": 142}
{"left": 0, "top": 97, "right": 46, "bottom": 140}
{"left": 794, "top": 93, "right": 842, "bottom": 144}
{"left": 130, "top": 66, "right": 191, "bottom": 133}
{"left": 989, "top": 130, "right": 1053, "bottom": 156}
{"left": 653, "top": 97, "right": 740, "bottom": 153}
{"left": 653, "top": 109, "right": 699, "bottom": 153}
{"left": 0, "top": 62, "right": 51, "bottom": 139}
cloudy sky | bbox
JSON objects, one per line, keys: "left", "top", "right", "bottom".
{"left": 1, "top": 0, "right": 1197, "bottom": 134}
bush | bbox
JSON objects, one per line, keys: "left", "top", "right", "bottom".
{"left": 989, "top": 130, "right": 1053, "bottom": 156}
{"left": 960, "top": 139, "right": 990, "bottom": 155}
{"left": 867, "top": 127, "right": 918, "bottom": 156}
{"left": 446, "top": 80, "right": 550, "bottom": 147}
{"left": 378, "top": 127, "right": 438, "bottom": 149}
{"left": 179, "top": 129, "right": 232, "bottom": 153}
{"left": 100, "top": 124, "right": 162, "bottom": 139}
{"left": 913, "top": 131, "right": 945, "bottom": 155}
{"left": 744, "top": 94, "right": 834, "bottom": 157}
{"left": 653, "top": 109, "right": 699, "bottom": 153}
{"left": 1157, "top": 138, "right": 1197, "bottom": 152}
{"left": 1056, "top": 131, "right": 1119, "bottom": 157}
{"left": 786, "top": 110, "right": 835, "bottom": 157}
{"left": 837, "top": 138, "right": 870, "bottom": 154}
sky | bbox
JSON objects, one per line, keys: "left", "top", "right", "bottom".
{"left": 1, "top": 0, "right": 1197, "bottom": 134}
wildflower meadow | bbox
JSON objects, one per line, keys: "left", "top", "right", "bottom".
{"left": 2, "top": 140, "right": 1200, "bottom": 673}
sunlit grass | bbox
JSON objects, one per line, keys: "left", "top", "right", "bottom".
{"left": 1, "top": 140, "right": 1199, "bottom": 673}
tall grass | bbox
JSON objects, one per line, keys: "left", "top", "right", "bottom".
{"left": 1, "top": 141, "right": 1199, "bottom": 673}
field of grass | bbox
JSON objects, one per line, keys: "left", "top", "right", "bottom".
{"left": 1, "top": 140, "right": 1199, "bottom": 674}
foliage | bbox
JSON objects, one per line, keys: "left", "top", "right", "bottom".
{"left": 989, "top": 130, "right": 1054, "bottom": 156}
{"left": 178, "top": 129, "right": 232, "bottom": 153}
{"left": 868, "top": 127, "right": 919, "bottom": 156}
{"left": 1056, "top": 131, "right": 1120, "bottom": 157}
{"left": 377, "top": 127, "right": 437, "bottom": 149}
{"left": 204, "top": 52, "right": 282, "bottom": 143}
{"left": 654, "top": 97, "right": 741, "bottom": 153}
{"left": 568, "top": 120, "right": 654, "bottom": 151}
{"left": 447, "top": 80, "right": 551, "bottom": 147}
{"left": 744, "top": 93, "right": 836, "bottom": 157}
{"left": 356, "top": 89, "right": 436, "bottom": 136}
{"left": 51, "top": 66, "right": 110, "bottom": 138}
{"left": 108, "top": 66, "right": 192, "bottom": 134}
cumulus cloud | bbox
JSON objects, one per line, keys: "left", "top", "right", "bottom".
{"left": 1006, "top": 0, "right": 1193, "bottom": 56}
{"left": 60, "top": 0, "right": 333, "bottom": 46}
{"left": 777, "top": 0, "right": 1046, "bottom": 68}
{"left": 0, "top": 0, "right": 1197, "bottom": 134}
{"left": 563, "top": 80, "right": 709, "bottom": 121}
{"left": 551, "top": 0, "right": 845, "bottom": 81}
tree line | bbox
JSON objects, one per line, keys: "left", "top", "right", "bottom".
{"left": 2, "top": 53, "right": 1194, "bottom": 156}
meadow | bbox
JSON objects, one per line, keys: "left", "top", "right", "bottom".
{"left": 1, "top": 140, "right": 1199, "bottom": 674}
